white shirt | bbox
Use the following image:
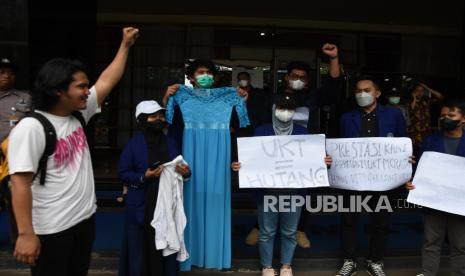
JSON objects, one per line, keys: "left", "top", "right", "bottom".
{"left": 151, "top": 155, "right": 189, "bottom": 262}
{"left": 8, "top": 86, "right": 101, "bottom": 235}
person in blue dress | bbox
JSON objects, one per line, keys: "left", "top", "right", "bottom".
{"left": 118, "top": 100, "right": 190, "bottom": 276}
{"left": 164, "top": 59, "right": 250, "bottom": 271}
{"left": 232, "top": 94, "right": 332, "bottom": 276}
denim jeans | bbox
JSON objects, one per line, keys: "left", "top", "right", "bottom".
{"left": 257, "top": 197, "right": 302, "bottom": 267}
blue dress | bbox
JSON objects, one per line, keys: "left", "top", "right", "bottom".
{"left": 166, "top": 85, "right": 249, "bottom": 271}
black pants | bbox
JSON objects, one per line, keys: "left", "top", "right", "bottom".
{"left": 422, "top": 210, "right": 465, "bottom": 276}
{"left": 144, "top": 224, "right": 178, "bottom": 276}
{"left": 340, "top": 192, "right": 392, "bottom": 262}
{"left": 31, "top": 215, "right": 96, "bottom": 276}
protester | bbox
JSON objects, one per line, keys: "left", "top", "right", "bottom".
{"left": 406, "top": 100, "right": 465, "bottom": 276}
{"left": 335, "top": 75, "right": 407, "bottom": 276}
{"left": 163, "top": 59, "right": 250, "bottom": 271}
{"left": 7, "top": 27, "right": 139, "bottom": 276}
{"left": 118, "top": 100, "right": 190, "bottom": 276}
{"left": 234, "top": 71, "right": 269, "bottom": 137}
{"left": 245, "top": 43, "right": 343, "bottom": 248}
{"left": 385, "top": 87, "right": 410, "bottom": 124}
{"left": 233, "top": 94, "right": 332, "bottom": 276}
{"left": 407, "top": 82, "right": 444, "bottom": 155}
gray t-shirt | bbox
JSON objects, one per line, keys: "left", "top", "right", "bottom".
{"left": 444, "top": 136, "right": 461, "bottom": 155}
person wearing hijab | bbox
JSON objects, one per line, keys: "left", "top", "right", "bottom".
{"left": 232, "top": 94, "right": 332, "bottom": 276}
{"left": 118, "top": 100, "right": 190, "bottom": 276}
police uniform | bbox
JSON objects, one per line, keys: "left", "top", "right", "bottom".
{"left": 0, "top": 89, "right": 31, "bottom": 142}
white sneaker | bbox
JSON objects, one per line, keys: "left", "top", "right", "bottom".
{"left": 280, "top": 267, "right": 293, "bottom": 276}
{"left": 262, "top": 267, "right": 275, "bottom": 276}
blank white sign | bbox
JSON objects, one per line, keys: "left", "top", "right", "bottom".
{"left": 407, "top": 151, "right": 465, "bottom": 216}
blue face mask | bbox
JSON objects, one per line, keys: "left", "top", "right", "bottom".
{"left": 195, "top": 74, "right": 214, "bottom": 88}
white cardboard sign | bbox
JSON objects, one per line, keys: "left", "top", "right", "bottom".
{"left": 326, "top": 138, "right": 413, "bottom": 191}
{"left": 407, "top": 151, "right": 465, "bottom": 217}
{"left": 237, "top": 135, "right": 329, "bottom": 189}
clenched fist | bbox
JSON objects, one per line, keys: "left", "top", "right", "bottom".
{"left": 322, "top": 43, "right": 338, "bottom": 58}
{"left": 122, "top": 27, "right": 140, "bottom": 47}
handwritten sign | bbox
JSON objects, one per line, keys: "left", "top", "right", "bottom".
{"left": 326, "top": 138, "right": 412, "bottom": 191}
{"left": 407, "top": 151, "right": 465, "bottom": 217}
{"left": 237, "top": 135, "right": 329, "bottom": 188}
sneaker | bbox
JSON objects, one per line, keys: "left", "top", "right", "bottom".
{"left": 296, "top": 230, "right": 311, "bottom": 248}
{"left": 280, "top": 266, "right": 293, "bottom": 276}
{"left": 245, "top": 227, "right": 259, "bottom": 246}
{"left": 335, "top": 259, "right": 357, "bottom": 276}
{"left": 366, "top": 260, "right": 386, "bottom": 276}
{"left": 262, "top": 267, "right": 275, "bottom": 276}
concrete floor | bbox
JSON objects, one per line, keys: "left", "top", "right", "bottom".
{"left": 0, "top": 268, "right": 450, "bottom": 276}
{"left": 0, "top": 254, "right": 451, "bottom": 276}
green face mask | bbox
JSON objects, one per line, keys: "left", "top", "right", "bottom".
{"left": 195, "top": 74, "right": 214, "bottom": 88}
{"left": 388, "top": 96, "right": 401, "bottom": 105}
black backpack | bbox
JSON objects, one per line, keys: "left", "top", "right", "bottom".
{"left": 25, "top": 111, "right": 86, "bottom": 185}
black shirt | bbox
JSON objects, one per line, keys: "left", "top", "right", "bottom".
{"left": 233, "top": 86, "right": 270, "bottom": 137}
{"left": 275, "top": 76, "right": 343, "bottom": 134}
{"left": 361, "top": 109, "right": 378, "bottom": 137}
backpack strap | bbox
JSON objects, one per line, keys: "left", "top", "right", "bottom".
{"left": 24, "top": 112, "right": 57, "bottom": 186}
{"left": 71, "top": 111, "right": 86, "bottom": 129}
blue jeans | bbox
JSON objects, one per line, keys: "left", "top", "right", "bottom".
{"left": 257, "top": 197, "right": 302, "bottom": 267}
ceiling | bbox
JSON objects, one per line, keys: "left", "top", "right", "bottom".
{"left": 97, "top": 0, "right": 464, "bottom": 29}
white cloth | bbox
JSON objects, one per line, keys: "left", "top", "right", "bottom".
{"left": 151, "top": 155, "right": 189, "bottom": 261}
{"left": 8, "top": 86, "right": 101, "bottom": 235}
{"left": 293, "top": 106, "right": 310, "bottom": 128}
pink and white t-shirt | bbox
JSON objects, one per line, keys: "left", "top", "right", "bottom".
{"left": 8, "top": 86, "right": 101, "bottom": 235}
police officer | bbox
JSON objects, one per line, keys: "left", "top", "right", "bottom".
{"left": 0, "top": 58, "right": 31, "bottom": 142}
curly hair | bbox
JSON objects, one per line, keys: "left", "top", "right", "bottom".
{"left": 185, "top": 59, "right": 218, "bottom": 77}
{"left": 32, "top": 58, "right": 87, "bottom": 111}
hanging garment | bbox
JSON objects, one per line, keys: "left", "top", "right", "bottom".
{"left": 166, "top": 85, "right": 249, "bottom": 270}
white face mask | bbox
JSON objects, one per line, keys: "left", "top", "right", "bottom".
{"left": 289, "top": 79, "right": 305, "bottom": 91}
{"left": 238, "top": 80, "right": 249, "bottom": 88}
{"left": 275, "top": 109, "right": 295, "bottom": 122}
{"left": 355, "top": 92, "right": 375, "bottom": 107}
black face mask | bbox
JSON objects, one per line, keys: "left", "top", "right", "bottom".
{"left": 440, "top": 118, "right": 462, "bottom": 132}
{"left": 146, "top": 120, "right": 167, "bottom": 133}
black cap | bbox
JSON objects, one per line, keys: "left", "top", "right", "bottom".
{"left": 0, "top": 58, "right": 18, "bottom": 72}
